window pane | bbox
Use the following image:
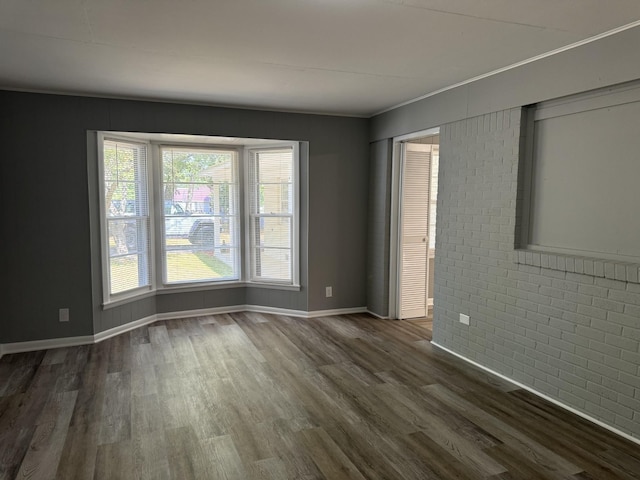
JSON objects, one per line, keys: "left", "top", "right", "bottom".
{"left": 103, "top": 143, "right": 138, "bottom": 182}
{"left": 107, "top": 218, "right": 151, "bottom": 292}
{"left": 252, "top": 217, "right": 291, "bottom": 280}
{"left": 250, "top": 148, "right": 293, "bottom": 214}
{"left": 108, "top": 219, "right": 142, "bottom": 255}
{"left": 248, "top": 147, "right": 295, "bottom": 283}
{"left": 163, "top": 149, "right": 235, "bottom": 183}
{"left": 258, "top": 183, "right": 292, "bottom": 214}
{"left": 103, "top": 139, "right": 151, "bottom": 297}
{"left": 258, "top": 217, "right": 291, "bottom": 248}
{"left": 253, "top": 247, "right": 291, "bottom": 281}
{"left": 165, "top": 213, "right": 241, "bottom": 282}
{"left": 165, "top": 248, "right": 238, "bottom": 283}
{"left": 110, "top": 254, "right": 144, "bottom": 294}
{"left": 255, "top": 150, "right": 293, "bottom": 182}
{"left": 161, "top": 147, "right": 239, "bottom": 284}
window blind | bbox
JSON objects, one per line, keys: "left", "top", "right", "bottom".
{"left": 102, "top": 139, "right": 151, "bottom": 296}
{"left": 248, "top": 147, "right": 294, "bottom": 283}
{"left": 161, "top": 147, "right": 240, "bottom": 284}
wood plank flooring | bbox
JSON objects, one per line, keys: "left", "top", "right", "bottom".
{"left": 1, "top": 312, "right": 639, "bottom": 479}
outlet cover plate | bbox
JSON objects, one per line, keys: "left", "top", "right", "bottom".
{"left": 459, "top": 313, "right": 470, "bottom": 325}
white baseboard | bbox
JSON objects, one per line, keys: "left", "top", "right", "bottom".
{"left": 155, "top": 305, "right": 244, "bottom": 321}
{"left": 153, "top": 305, "right": 368, "bottom": 320}
{"left": 244, "top": 304, "right": 309, "bottom": 318}
{"left": 94, "top": 314, "right": 158, "bottom": 343}
{"left": 366, "top": 309, "right": 390, "bottom": 319}
{"left": 306, "top": 307, "right": 368, "bottom": 318}
{"left": 0, "top": 306, "right": 370, "bottom": 358}
{"left": 1, "top": 334, "right": 96, "bottom": 356}
{"left": 431, "top": 341, "right": 640, "bottom": 447}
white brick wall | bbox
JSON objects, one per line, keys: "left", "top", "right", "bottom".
{"left": 434, "top": 107, "right": 640, "bottom": 439}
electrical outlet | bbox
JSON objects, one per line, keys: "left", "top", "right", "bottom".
{"left": 459, "top": 313, "right": 469, "bottom": 325}
{"left": 325, "top": 286, "right": 332, "bottom": 297}
{"left": 59, "top": 308, "right": 70, "bottom": 322}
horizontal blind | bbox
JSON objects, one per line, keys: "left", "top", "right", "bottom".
{"left": 103, "top": 139, "right": 151, "bottom": 296}
{"left": 161, "top": 147, "right": 240, "bottom": 284}
{"left": 248, "top": 148, "right": 294, "bottom": 283}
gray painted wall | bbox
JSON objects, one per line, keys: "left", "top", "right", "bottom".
{"left": 0, "top": 91, "right": 369, "bottom": 343}
{"left": 366, "top": 140, "right": 392, "bottom": 317}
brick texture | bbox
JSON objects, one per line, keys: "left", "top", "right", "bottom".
{"left": 434, "top": 107, "right": 640, "bottom": 440}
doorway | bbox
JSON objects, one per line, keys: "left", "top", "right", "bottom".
{"left": 389, "top": 129, "right": 439, "bottom": 323}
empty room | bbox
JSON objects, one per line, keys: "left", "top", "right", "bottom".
{"left": 1, "top": 1, "right": 640, "bottom": 478}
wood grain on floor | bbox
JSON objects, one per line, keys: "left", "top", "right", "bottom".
{"left": 0, "top": 312, "right": 638, "bottom": 479}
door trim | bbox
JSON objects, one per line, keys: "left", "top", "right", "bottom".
{"left": 389, "top": 127, "right": 439, "bottom": 319}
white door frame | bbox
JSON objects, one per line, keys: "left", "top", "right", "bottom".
{"left": 389, "top": 127, "right": 440, "bottom": 319}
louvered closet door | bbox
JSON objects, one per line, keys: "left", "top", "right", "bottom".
{"left": 399, "top": 143, "right": 431, "bottom": 319}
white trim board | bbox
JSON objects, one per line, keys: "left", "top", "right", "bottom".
{"left": 93, "top": 314, "right": 158, "bottom": 343}
{"left": 431, "top": 341, "right": 640, "bottom": 447}
{"left": 366, "top": 309, "right": 390, "bottom": 320}
{"left": 1, "top": 335, "right": 96, "bottom": 356}
{"left": 0, "top": 306, "right": 368, "bottom": 358}
{"left": 154, "top": 305, "right": 367, "bottom": 321}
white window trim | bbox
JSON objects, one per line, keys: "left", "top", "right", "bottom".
{"left": 244, "top": 143, "right": 300, "bottom": 287}
{"left": 158, "top": 144, "right": 242, "bottom": 287}
{"left": 97, "top": 133, "right": 156, "bottom": 305}
{"left": 97, "top": 133, "right": 300, "bottom": 307}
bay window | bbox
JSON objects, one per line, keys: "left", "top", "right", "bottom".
{"left": 97, "top": 133, "right": 299, "bottom": 304}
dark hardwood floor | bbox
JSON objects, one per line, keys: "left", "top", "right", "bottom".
{"left": 1, "top": 312, "right": 639, "bottom": 479}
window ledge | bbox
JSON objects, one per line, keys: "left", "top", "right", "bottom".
{"left": 245, "top": 282, "right": 301, "bottom": 291}
{"left": 158, "top": 281, "right": 301, "bottom": 294}
{"left": 513, "top": 248, "right": 640, "bottom": 284}
{"left": 103, "top": 281, "right": 301, "bottom": 309}
{"left": 103, "top": 289, "right": 156, "bottom": 310}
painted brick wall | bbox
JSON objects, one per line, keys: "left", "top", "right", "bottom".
{"left": 433, "top": 107, "right": 640, "bottom": 439}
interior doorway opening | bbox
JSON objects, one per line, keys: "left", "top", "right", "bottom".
{"left": 389, "top": 128, "right": 440, "bottom": 324}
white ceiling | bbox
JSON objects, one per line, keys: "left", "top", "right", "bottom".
{"left": 1, "top": 0, "right": 640, "bottom": 117}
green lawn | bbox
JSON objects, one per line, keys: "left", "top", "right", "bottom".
{"left": 166, "top": 250, "right": 233, "bottom": 282}
{"left": 110, "top": 257, "right": 141, "bottom": 293}
{"left": 110, "top": 248, "right": 234, "bottom": 293}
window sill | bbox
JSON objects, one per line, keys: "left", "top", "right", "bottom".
{"left": 157, "top": 281, "right": 301, "bottom": 294}
{"left": 245, "top": 282, "right": 301, "bottom": 291}
{"left": 103, "top": 281, "right": 301, "bottom": 309}
{"left": 103, "top": 289, "right": 156, "bottom": 310}
{"left": 513, "top": 248, "right": 640, "bottom": 284}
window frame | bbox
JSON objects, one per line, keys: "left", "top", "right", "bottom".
{"left": 245, "top": 144, "right": 300, "bottom": 286}
{"left": 158, "top": 144, "right": 242, "bottom": 287}
{"left": 97, "top": 133, "right": 300, "bottom": 307}
{"left": 97, "top": 133, "right": 155, "bottom": 304}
